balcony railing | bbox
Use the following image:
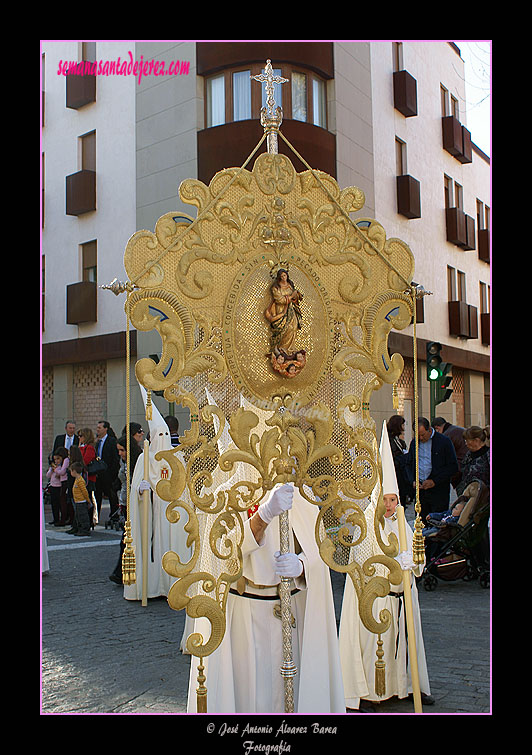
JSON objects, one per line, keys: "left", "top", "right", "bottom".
{"left": 393, "top": 70, "right": 418, "bottom": 117}
{"left": 66, "top": 281, "right": 97, "bottom": 324}
{"left": 446, "top": 207, "right": 476, "bottom": 250}
{"left": 396, "top": 174, "right": 421, "bottom": 219}
{"left": 66, "top": 72, "right": 96, "bottom": 109}
{"left": 448, "top": 300, "right": 477, "bottom": 339}
{"left": 478, "top": 228, "right": 490, "bottom": 263}
{"left": 480, "top": 312, "right": 490, "bottom": 345}
{"left": 442, "top": 115, "right": 472, "bottom": 164}
{"left": 66, "top": 170, "right": 96, "bottom": 216}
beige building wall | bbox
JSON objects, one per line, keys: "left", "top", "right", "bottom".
{"left": 332, "top": 41, "right": 375, "bottom": 218}
{"left": 135, "top": 41, "right": 199, "bottom": 232}
{"left": 134, "top": 41, "right": 199, "bottom": 434}
{"left": 368, "top": 40, "right": 489, "bottom": 354}
{"left": 362, "top": 41, "right": 489, "bottom": 428}
{"left": 42, "top": 41, "right": 137, "bottom": 345}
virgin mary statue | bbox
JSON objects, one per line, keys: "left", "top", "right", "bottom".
{"left": 264, "top": 268, "right": 303, "bottom": 359}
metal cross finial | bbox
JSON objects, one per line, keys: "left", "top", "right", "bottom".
{"left": 251, "top": 60, "right": 288, "bottom": 154}
{"left": 251, "top": 60, "right": 288, "bottom": 118}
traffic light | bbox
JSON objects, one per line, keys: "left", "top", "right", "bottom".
{"left": 435, "top": 362, "right": 453, "bottom": 404}
{"left": 426, "top": 342, "right": 443, "bottom": 381}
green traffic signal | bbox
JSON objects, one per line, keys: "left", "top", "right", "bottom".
{"left": 426, "top": 341, "right": 443, "bottom": 381}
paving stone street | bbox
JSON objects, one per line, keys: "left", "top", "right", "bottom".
{"left": 41, "top": 502, "right": 491, "bottom": 725}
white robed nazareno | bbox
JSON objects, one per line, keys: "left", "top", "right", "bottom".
{"left": 124, "top": 386, "right": 192, "bottom": 601}
{"left": 338, "top": 421, "right": 431, "bottom": 707}
{"left": 186, "top": 485, "right": 346, "bottom": 714}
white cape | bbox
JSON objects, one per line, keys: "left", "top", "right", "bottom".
{"left": 338, "top": 511, "right": 431, "bottom": 707}
{"left": 123, "top": 387, "right": 192, "bottom": 601}
{"left": 123, "top": 447, "right": 192, "bottom": 600}
{"left": 186, "top": 488, "right": 346, "bottom": 714}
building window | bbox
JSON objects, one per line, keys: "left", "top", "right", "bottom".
{"left": 206, "top": 74, "right": 225, "bottom": 127}
{"left": 476, "top": 199, "right": 484, "bottom": 230}
{"left": 80, "top": 130, "right": 96, "bottom": 171}
{"left": 81, "top": 42, "right": 96, "bottom": 63}
{"left": 447, "top": 266, "right": 457, "bottom": 300}
{"left": 441, "top": 84, "right": 461, "bottom": 119}
{"left": 233, "top": 69, "right": 251, "bottom": 121}
{"left": 448, "top": 267, "right": 466, "bottom": 302}
{"left": 477, "top": 199, "right": 491, "bottom": 231}
{"left": 457, "top": 270, "right": 466, "bottom": 301}
{"left": 291, "top": 72, "right": 307, "bottom": 122}
{"left": 450, "top": 93, "right": 459, "bottom": 119}
{"left": 454, "top": 181, "right": 463, "bottom": 210}
{"left": 479, "top": 282, "right": 490, "bottom": 314}
{"left": 204, "top": 64, "right": 328, "bottom": 130}
{"left": 393, "top": 42, "right": 404, "bottom": 72}
{"left": 395, "top": 137, "right": 406, "bottom": 175}
{"left": 445, "top": 174, "right": 467, "bottom": 211}
{"left": 312, "top": 77, "right": 326, "bottom": 128}
{"left": 81, "top": 240, "right": 97, "bottom": 283}
{"left": 443, "top": 175, "right": 452, "bottom": 209}
{"left": 440, "top": 85, "right": 449, "bottom": 117}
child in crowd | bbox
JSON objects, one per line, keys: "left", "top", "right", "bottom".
{"left": 68, "top": 461, "right": 92, "bottom": 536}
{"left": 422, "top": 499, "right": 466, "bottom": 537}
{"left": 46, "top": 447, "right": 70, "bottom": 526}
{"left": 66, "top": 445, "right": 85, "bottom": 527}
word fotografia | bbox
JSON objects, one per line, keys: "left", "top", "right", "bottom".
{"left": 57, "top": 51, "right": 190, "bottom": 84}
{"left": 243, "top": 742, "right": 290, "bottom": 755}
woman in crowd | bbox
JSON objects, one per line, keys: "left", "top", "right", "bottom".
{"left": 108, "top": 435, "right": 142, "bottom": 584}
{"left": 455, "top": 426, "right": 490, "bottom": 496}
{"left": 387, "top": 415, "right": 412, "bottom": 508}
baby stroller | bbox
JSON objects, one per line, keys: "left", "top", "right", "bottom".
{"left": 421, "top": 480, "right": 490, "bottom": 591}
{"left": 105, "top": 502, "right": 125, "bottom": 531}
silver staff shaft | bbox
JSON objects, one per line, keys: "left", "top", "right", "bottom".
{"left": 278, "top": 508, "right": 297, "bottom": 712}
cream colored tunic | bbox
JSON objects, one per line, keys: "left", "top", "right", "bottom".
{"left": 339, "top": 512, "right": 431, "bottom": 707}
{"left": 186, "top": 489, "right": 346, "bottom": 714}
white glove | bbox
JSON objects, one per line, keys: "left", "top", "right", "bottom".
{"left": 274, "top": 550, "right": 303, "bottom": 578}
{"left": 138, "top": 479, "right": 151, "bottom": 494}
{"left": 257, "top": 483, "right": 294, "bottom": 524}
{"left": 395, "top": 550, "right": 415, "bottom": 571}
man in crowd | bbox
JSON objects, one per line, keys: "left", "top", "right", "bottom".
{"left": 94, "top": 420, "right": 120, "bottom": 520}
{"left": 50, "top": 420, "right": 79, "bottom": 463}
{"left": 403, "top": 417, "right": 458, "bottom": 523}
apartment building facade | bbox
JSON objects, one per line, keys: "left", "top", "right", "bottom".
{"left": 41, "top": 40, "right": 490, "bottom": 469}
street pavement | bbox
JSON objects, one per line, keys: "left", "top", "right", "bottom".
{"left": 41, "top": 502, "right": 491, "bottom": 719}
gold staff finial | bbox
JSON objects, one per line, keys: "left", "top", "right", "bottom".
{"left": 100, "top": 278, "right": 136, "bottom": 296}
{"left": 251, "top": 60, "right": 289, "bottom": 155}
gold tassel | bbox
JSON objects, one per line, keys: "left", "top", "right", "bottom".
{"left": 375, "top": 635, "right": 386, "bottom": 697}
{"left": 196, "top": 658, "right": 208, "bottom": 713}
{"left": 121, "top": 521, "right": 136, "bottom": 585}
{"left": 392, "top": 382, "right": 399, "bottom": 410}
{"left": 412, "top": 514, "right": 426, "bottom": 565}
{"left": 145, "top": 389, "right": 152, "bottom": 420}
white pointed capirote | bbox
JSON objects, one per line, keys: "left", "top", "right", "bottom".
{"left": 139, "top": 385, "right": 172, "bottom": 456}
{"left": 379, "top": 419, "right": 400, "bottom": 498}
